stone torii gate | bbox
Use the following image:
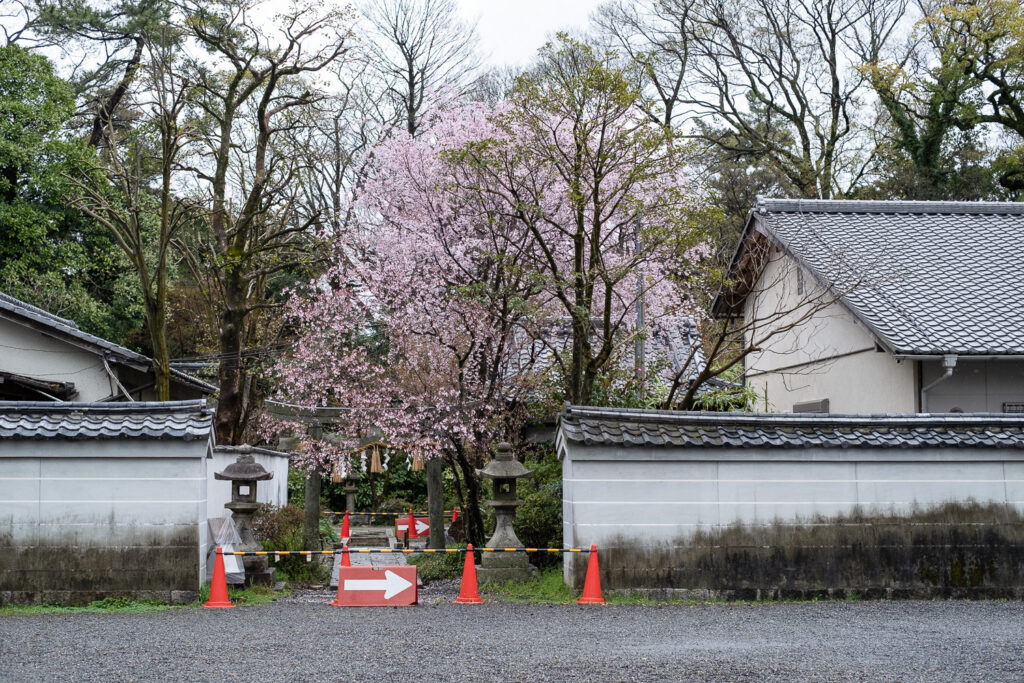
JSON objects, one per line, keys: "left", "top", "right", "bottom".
{"left": 264, "top": 401, "right": 446, "bottom": 549}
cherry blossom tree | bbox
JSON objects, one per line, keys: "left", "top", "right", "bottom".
{"left": 269, "top": 42, "right": 713, "bottom": 541}
{"left": 448, "top": 35, "right": 712, "bottom": 406}
{"left": 270, "top": 101, "right": 544, "bottom": 544}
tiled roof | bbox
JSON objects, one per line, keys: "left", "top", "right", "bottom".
{"left": 0, "top": 292, "right": 216, "bottom": 393}
{"left": 733, "top": 198, "right": 1024, "bottom": 356}
{"left": 507, "top": 316, "right": 723, "bottom": 388}
{"left": 558, "top": 405, "right": 1024, "bottom": 449}
{"left": 0, "top": 400, "right": 214, "bottom": 440}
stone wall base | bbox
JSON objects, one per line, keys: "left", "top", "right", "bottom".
{"left": 569, "top": 502, "right": 1024, "bottom": 599}
{"left": 0, "top": 589, "right": 198, "bottom": 606}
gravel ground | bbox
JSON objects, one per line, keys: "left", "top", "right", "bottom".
{"left": 1, "top": 595, "right": 1022, "bottom": 682}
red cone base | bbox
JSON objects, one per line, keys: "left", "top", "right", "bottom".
{"left": 578, "top": 544, "right": 605, "bottom": 604}
{"left": 204, "top": 547, "right": 235, "bottom": 608}
{"left": 329, "top": 546, "right": 353, "bottom": 606}
{"left": 454, "top": 544, "right": 484, "bottom": 604}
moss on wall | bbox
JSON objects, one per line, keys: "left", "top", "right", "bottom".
{"left": 571, "top": 502, "right": 1024, "bottom": 599}
{"left": 0, "top": 527, "right": 200, "bottom": 606}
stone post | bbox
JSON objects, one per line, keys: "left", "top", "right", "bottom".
{"left": 303, "top": 425, "right": 323, "bottom": 549}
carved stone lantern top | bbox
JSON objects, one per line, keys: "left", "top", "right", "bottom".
{"left": 477, "top": 442, "right": 533, "bottom": 481}
{"left": 215, "top": 454, "right": 273, "bottom": 513}
{"left": 214, "top": 454, "right": 274, "bottom": 482}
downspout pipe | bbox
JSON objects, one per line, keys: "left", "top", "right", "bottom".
{"left": 920, "top": 354, "right": 957, "bottom": 413}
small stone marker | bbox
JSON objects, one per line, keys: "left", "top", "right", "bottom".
{"left": 333, "top": 566, "right": 418, "bottom": 606}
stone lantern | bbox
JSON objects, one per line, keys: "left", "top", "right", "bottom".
{"left": 215, "top": 454, "right": 274, "bottom": 586}
{"left": 343, "top": 468, "right": 361, "bottom": 514}
{"left": 476, "top": 441, "right": 537, "bottom": 582}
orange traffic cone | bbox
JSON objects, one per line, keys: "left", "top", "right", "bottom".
{"left": 341, "top": 510, "right": 350, "bottom": 540}
{"left": 577, "top": 544, "right": 605, "bottom": 604}
{"left": 204, "top": 547, "right": 235, "bottom": 609}
{"left": 329, "top": 545, "right": 353, "bottom": 606}
{"left": 451, "top": 507, "right": 458, "bottom": 523}
{"left": 454, "top": 544, "right": 484, "bottom": 604}
{"left": 407, "top": 509, "right": 416, "bottom": 538}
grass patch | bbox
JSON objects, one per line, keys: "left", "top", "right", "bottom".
{"left": 481, "top": 569, "right": 578, "bottom": 604}
{"left": 407, "top": 546, "right": 465, "bottom": 582}
{"left": 197, "top": 583, "right": 284, "bottom": 606}
{"left": 1, "top": 584, "right": 287, "bottom": 617}
{"left": 481, "top": 569, "right": 764, "bottom": 605}
{"left": 0, "top": 596, "right": 185, "bottom": 617}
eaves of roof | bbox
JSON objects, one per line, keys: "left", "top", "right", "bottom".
{"left": 557, "top": 404, "right": 1024, "bottom": 450}
{"left": 0, "top": 293, "right": 216, "bottom": 394}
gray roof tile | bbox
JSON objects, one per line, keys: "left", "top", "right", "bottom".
{"left": 0, "top": 400, "right": 214, "bottom": 440}
{"left": 558, "top": 405, "right": 1024, "bottom": 449}
{"left": 747, "top": 198, "right": 1024, "bottom": 356}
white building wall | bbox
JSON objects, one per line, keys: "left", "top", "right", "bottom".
{"left": 750, "top": 351, "right": 917, "bottom": 413}
{"left": 560, "top": 441, "right": 1024, "bottom": 584}
{"left": 0, "top": 319, "right": 113, "bottom": 401}
{"left": 743, "top": 251, "right": 916, "bottom": 412}
{"left": 0, "top": 439, "right": 210, "bottom": 603}
{"left": 207, "top": 449, "right": 290, "bottom": 519}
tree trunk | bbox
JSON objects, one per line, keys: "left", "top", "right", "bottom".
{"left": 150, "top": 308, "right": 171, "bottom": 401}
{"left": 215, "top": 273, "right": 246, "bottom": 444}
{"left": 451, "top": 443, "right": 486, "bottom": 547}
{"left": 88, "top": 37, "right": 144, "bottom": 148}
{"left": 426, "top": 458, "right": 445, "bottom": 549}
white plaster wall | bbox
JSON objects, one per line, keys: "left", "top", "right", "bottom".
{"left": 745, "top": 252, "right": 874, "bottom": 370}
{"left": 206, "top": 450, "right": 290, "bottom": 519}
{"left": 922, "top": 359, "right": 1024, "bottom": 413}
{"left": 748, "top": 351, "right": 917, "bottom": 413}
{"left": 560, "top": 442, "right": 1024, "bottom": 582}
{"left": 0, "top": 319, "right": 113, "bottom": 401}
{"left": 743, "top": 250, "right": 916, "bottom": 412}
{"left": 0, "top": 440, "right": 210, "bottom": 586}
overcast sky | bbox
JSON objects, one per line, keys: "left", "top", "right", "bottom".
{"left": 454, "top": 0, "right": 603, "bottom": 68}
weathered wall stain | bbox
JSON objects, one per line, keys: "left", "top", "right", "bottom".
{"left": 569, "top": 502, "right": 1024, "bottom": 599}
{"left": 0, "top": 527, "right": 199, "bottom": 605}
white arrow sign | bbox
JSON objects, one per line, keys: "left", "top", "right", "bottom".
{"left": 344, "top": 570, "right": 413, "bottom": 599}
{"left": 397, "top": 520, "right": 430, "bottom": 534}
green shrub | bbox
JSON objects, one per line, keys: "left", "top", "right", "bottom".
{"left": 515, "top": 451, "right": 563, "bottom": 568}
{"left": 322, "top": 458, "right": 428, "bottom": 512}
{"left": 515, "top": 482, "right": 563, "bottom": 567}
{"left": 379, "top": 496, "right": 415, "bottom": 514}
{"left": 252, "top": 504, "right": 330, "bottom": 583}
{"left": 287, "top": 468, "right": 306, "bottom": 507}
{"left": 407, "top": 546, "right": 466, "bottom": 582}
